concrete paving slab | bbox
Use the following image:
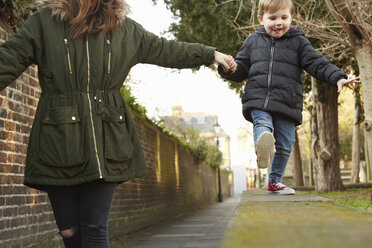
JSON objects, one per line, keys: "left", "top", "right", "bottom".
{"left": 152, "top": 234, "right": 207, "bottom": 238}
{"left": 240, "top": 188, "right": 331, "bottom": 202}
{"left": 241, "top": 193, "right": 331, "bottom": 202}
{"left": 171, "top": 224, "right": 215, "bottom": 228}
{"left": 220, "top": 189, "right": 372, "bottom": 248}
{"left": 182, "top": 241, "right": 220, "bottom": 247}
{"left": 111, "top": 196, "right": 241, "bottom": 248}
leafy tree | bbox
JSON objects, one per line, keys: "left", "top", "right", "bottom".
{"left": 154, "top": 0, "right": 247, "bottom": 56}
{"left": 153, "top": 0, "right": 253, "bottom": 94}
{"left": 0, "top": 0, "right": 36, "bottom": 31}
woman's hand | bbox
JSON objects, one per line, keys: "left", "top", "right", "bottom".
{"left": 214, "top": 51, "right": 234, "bottom": 72}
{"left": 337, "top": 76, "right": 361, "bottom": 93}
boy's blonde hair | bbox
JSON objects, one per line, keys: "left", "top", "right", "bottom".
{"left": 258, "top": 0, "right": 295, "bottom": 17}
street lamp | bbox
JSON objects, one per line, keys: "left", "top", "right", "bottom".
{"left": 214, "top": 119, "right": 223, "bottom": 203}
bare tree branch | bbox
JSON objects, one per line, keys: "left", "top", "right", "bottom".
{"left": 234, "top": 0, "right": 244, "bottom": 23}
{"left": 212, "top": 0, "right": 370, "bottom": 58}
{"left": 325, "top": 0, "right": 371, "bottom": 49}
{"left": 213, "top": 0, "right": 238, "bottom": 8}
{"left": 250, "top": 0, "right": 256, "bottom": 26}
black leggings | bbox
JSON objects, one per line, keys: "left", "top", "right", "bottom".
{"left": 45, "top": 181, "right": 117, "bottom": 248}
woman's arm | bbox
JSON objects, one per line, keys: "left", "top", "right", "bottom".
{"left": 136, "top": 22, "right": 226, "bottom": 69}
{"left": 0, "top": 14, "right": 39, "bottom": 91}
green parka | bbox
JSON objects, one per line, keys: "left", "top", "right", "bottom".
{"left": 0, "top": 4, "right": 215, "bottom": 189}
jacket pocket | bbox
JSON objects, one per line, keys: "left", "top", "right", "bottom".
{"left": 39, "top": 106, "right": 85, "bottom": 167}
{"left": 289, "top": 83, "right": 303, "bottom": 109}
{"left": 101, "top": 106, "right": 134, "bottom": 162}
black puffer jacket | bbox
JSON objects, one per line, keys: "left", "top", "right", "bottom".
{"left": 219, "top": 28, "right": 347, "bottom": 125}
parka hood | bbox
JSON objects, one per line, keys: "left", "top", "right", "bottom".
{"left": 36, "top": 0, "right": 130, "bottom": 23}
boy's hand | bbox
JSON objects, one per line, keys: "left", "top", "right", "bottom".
{"left": 337, "top": 76, "right": 361, "bottom": 93}
{"left": 224, "top": 56, "right": 237, "bottom": 73}
{"left": 214, "top": 51, "right": 232, "bottom": 72}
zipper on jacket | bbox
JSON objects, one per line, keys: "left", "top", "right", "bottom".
{"left": 106, "top": 39, "right": 112, "bottom": 74}
{"left": 64, "top": 38, "right": 73, "bottom": 75}
{"left": 86, "top": 38, "right": 103, "bottom": 179}
{"left": 264, "top": 38, "right": 276, "bottom": 109}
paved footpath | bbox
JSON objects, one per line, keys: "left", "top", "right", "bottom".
{"left": 111, "top": 196, "right": 241, "bottom": 248}
{"left": 112, "top": 189, "right": 372, "bottom": 248}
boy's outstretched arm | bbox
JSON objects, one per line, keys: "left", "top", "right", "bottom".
{"left": 224, "top": 56, "right": 237, "bottom": 73}
{"left": 219, "top": 55, "right": 238, "bottom": 73}
{"left": 337, "top": 76, "right": 361, "bottom": 93}
{"left": 218, "top": 59, "right": 250, "bottom": 82}
{"left": 299, "top": 36, "right": 352, "bottom": 88}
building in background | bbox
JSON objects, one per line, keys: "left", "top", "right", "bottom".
{"left": 162, "top": 105, "right": 231, "bottom": 170}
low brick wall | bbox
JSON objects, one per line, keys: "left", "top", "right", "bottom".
{"left": 0, "top": 27, "right": 231, "bottom": 247}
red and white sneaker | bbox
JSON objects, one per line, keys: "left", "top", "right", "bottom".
{"left": 267, "top": 182, "right": 295, "bottom": 195}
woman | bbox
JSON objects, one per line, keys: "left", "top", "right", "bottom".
{"left": 0, "top": 0, "right": 232, "bottom": 247}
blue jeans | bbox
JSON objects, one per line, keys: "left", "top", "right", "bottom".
{"left": 45, "top": 180, "right": 117, "bottom": 248}
{"left": 251, "top": 109, "right": 296, "bottom": 183}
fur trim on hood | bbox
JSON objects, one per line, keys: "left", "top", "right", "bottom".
{"left": 36, "top": 0, "right": 130, "bottom": 22}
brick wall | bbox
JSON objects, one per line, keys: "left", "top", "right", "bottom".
{"left": 0, "top": 27, "right": 231, "bottom": 247}
{"left": 109, "top": 120, "right": 230, "bottom": 237}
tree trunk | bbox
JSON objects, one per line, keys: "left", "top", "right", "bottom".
{"left": 311, "top": 77, "right": 344, "bottom": 192}
{"left": 324, "top": 0, "right": 372, "bottom": 183}
{"left": 355, "top": 49, "right": 372, "bottom": 182}
{"left": 293, "top": 129, "right": 304, "bottom": 186}
{"left": 350, "top": 87, "right": 361, "bottom": 183}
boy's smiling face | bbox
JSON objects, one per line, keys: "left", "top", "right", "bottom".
{"left": 258, "top": 7, "right": 293, "bottom": 38}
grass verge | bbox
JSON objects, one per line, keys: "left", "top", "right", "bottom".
{"left": 315, "top": 187, "right": 372, "bottom": 213}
